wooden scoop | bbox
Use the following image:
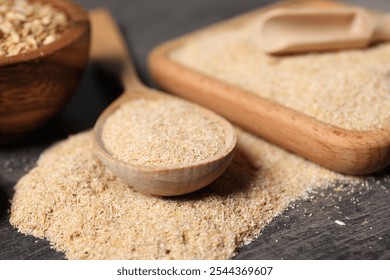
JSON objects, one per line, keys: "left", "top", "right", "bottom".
{"left": 259, "top": 7, "right": 390, "bottom": 54}
{"left": 89, "top": 9, "right": 237, "bottom": 196}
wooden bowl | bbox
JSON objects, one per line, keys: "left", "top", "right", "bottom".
{"left": 0, "top": 0, "right": 90, "bottom": 143}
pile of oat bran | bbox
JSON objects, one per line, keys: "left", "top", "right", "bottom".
{"left": 10, "top": 129, "right": 354, "bottom": 259}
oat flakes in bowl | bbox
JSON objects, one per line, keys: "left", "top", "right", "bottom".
{"left": 0, "top": 0, "right": 90, "bottom": 143}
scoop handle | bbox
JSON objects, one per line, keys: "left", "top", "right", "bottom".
{"left": 372, "top": 13, "right": 390, "bottom": 41}
{"left": 89, "top": 8, "right": 142, "bottom": 90}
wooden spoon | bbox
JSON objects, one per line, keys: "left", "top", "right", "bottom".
{"left": 259, "top": 7, "right": 390, "bottom": 54}
{"left": 89, "top": 9, "right": 237, "bottom": 196}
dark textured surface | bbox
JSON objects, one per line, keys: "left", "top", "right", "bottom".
{"left": 0, "top": 0, "right": 389, "bottom": 260}
{"left": 235, "top": 176, "right": 390, "bottom": 260}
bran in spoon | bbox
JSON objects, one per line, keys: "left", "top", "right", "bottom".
{"left": 102, "top": 98, "right": 226, "bottom": 166}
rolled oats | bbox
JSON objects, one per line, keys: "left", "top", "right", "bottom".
{"left": 0, "top": 0, "right": 69, "bottom": 57}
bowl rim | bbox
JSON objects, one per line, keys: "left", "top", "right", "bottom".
{"left": 0, "top": 0, "right": 90, "bottom": 66}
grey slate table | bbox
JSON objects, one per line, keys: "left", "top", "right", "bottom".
{"left": 0, "top": 0, "right": 389, "bottom": 260}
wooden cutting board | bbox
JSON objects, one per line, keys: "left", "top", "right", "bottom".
{"left": 148, "top": 0, "right": 390, "bottom": 175}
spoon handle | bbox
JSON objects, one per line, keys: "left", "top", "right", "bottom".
{"left": 90, "top": 9, "right": 143, "bottom": 90}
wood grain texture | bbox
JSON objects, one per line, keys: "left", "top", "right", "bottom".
{"left": 0, "top": 0, "right": 90, "bottom": 142}
{"left": 148, "top": 0, "right": 390, "bottom": 175}
{"left": 0, "top": 0, "right": 389, "bottom": 260}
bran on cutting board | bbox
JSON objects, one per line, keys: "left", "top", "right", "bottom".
{"left": 169, "top": 16, "right": 390, "bottom": 131}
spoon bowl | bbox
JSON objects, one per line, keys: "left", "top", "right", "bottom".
{"left": 90, "top": 9, "right": 237, "bottom": 196}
